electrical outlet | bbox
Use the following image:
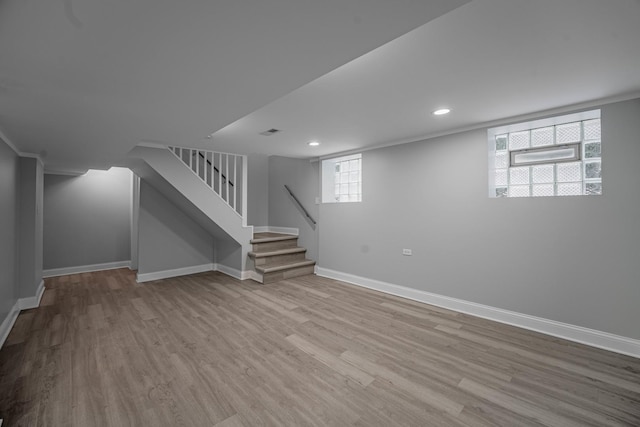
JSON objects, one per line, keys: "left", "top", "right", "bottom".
{"left": 402, "top": 248, "right": 412, "bottom": 256}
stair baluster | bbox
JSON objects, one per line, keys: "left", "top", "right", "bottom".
{"left": 168, "top": 146, "right": 247, "bottom": 226}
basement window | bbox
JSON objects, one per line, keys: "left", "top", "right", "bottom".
{"left": 488, "top": 110, "right": 602, "bottom": 198}
{"left": 322, "top": 154, "right": 362, "bottom": 203}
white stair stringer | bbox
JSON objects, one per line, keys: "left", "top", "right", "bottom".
{"left": 128, "top": 145, "right": 253, "bottom": 272}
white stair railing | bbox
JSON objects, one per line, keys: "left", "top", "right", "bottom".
{"left": 168, "top": 146, "right": 248, "bottom": 226}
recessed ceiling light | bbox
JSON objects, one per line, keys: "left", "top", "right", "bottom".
{"left": 433, "top": 108, "right": 451, "bottom": 116}
{"left": 308, "top": 141, "right": 320, "bottom": 147}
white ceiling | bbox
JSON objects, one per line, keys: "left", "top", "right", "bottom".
{"left": 211, "top": 0, "right": 640, "bottom": 158}
{"left": 1, "top": 0, "right": 639, "bottom": 172}
{"left": 0, "top": 0, "right": 466, "bottom": 172}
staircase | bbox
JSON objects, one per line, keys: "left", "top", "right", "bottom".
{"left": 249, "top": 233, "right": 316, "bottom": 284}
{"left": 127, "top": 145, "right": 253, "bottom": 274}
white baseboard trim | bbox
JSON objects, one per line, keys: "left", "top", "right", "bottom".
{"left": 0, "top": 301, "right": 20, "bottom": 349}
{"left": 1, "top": 280, "right": 46, "bottom": 349}
{"left": 316, "top": 267, "right": 640, "bottom": 359}
{"left": 135, "top": 262, "right": 260, "bottom": 283}
{"left": 269, "top": 226, "right": 299, "bottom": 235}
{"left": 213, "top": 263, "right": 244, "bottom": 280}
{"left": 213, "top": 264, "right": 262, "bottom": 283}
{"left": 19, "top": 280, "right": 45, "bottom": 310}
{"left": 43, "top": 261, "right": 131, "bottom": 278}
{"left": 137, "top": 263, "right": 215, "bottom": 283}
{"left": 252, "top": 226, "right": 299, "bottom": 236}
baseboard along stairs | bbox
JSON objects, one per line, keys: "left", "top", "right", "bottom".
{"left": 249, "top": 233, "right": 315, "bottom": 284}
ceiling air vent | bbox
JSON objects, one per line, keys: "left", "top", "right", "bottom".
{"left": 259, "top": 128, "right": 281, "bottom": 136}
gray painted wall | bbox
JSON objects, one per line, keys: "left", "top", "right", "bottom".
{"left": 17, "top": 157, "right": 43, "bottom": 298}
{"left": 268, "top": 156, "right": 319, "bottom": 262}
{"left": 0, "top": 139, "right": 19, "bottom": 324}
{"left": 137, "top": 180, "right": 214, "bottom": 275}
{"left": 216, "top": 240, "right": 243, "bottom": 271}
{"left": 247, "top": 154, "right": 269, "bottom": 227}
{"left": 318, "top": 98, "right": 640, "bottom": 340}
{"left": 43, "top": 167, "right": 132, "bottom": 270}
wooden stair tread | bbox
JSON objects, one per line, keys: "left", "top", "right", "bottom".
{"left": 249, "top": 231, "right": 314, "bottom": 283}
{"left": 251, "top": 234, "right": 298, "bottom": 244}
{"left": 249, "top": 247, "right": 306, "bottom": 258}
{"left": 255, "top": 259, "right": 316, "bottom": 274}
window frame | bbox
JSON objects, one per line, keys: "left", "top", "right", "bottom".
{"left": 488, "top": 109, "right": 601, "bottom": 198}
{"left": 321, "top": 153, "right": 362, "bottom": 204}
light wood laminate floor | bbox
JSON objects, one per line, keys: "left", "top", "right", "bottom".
{"left": 1, "top": 269, "right": 639, "bottom": 426}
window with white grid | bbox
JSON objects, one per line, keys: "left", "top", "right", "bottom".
{"left": 321, "top": 154, "right": 362, "bottom": 203}
{"left": 489, "top": 110, "right": 602, "bottom": 198}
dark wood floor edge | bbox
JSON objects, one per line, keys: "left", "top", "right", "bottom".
{"left": 314, "top": 266, "right": 640, "bottom": 360}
